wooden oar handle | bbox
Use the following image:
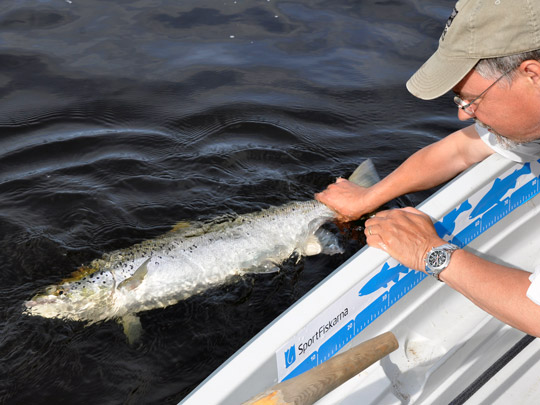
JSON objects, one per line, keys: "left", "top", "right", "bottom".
{"left": 244, "top": 331, "right": 398, "bottom": 405}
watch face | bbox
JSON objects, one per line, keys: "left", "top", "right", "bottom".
{"left": 428, "top": 250, "right": 447, "bottom": 269}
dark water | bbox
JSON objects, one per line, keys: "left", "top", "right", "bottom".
{"left": 0, "top": 1, "right": 463, "bottom": 403}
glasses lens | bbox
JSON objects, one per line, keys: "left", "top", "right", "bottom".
{"left": 453, "top": 96, "right": 474, "bottom": 115}
{"left": 454, "top": 95, "right": 467, "bottom": 107}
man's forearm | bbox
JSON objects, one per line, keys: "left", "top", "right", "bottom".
{"left": 366, "top": 142, "right": 466, "bottom": 208}
{"left": 440, "top": 249, "right": 540, "bottom": 337}
{"left": 365, "top": 128, "right": 487, "bottom": 209}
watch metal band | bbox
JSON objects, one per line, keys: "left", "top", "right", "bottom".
{"left": 425, "top": 243, "right": 459, "bottom": 281}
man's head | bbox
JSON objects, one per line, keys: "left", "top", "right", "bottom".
{"left": 406, "top": 0, "right": 540, "bottom": 100}
{"left": 451, "top": 55, "right": 540, "bottom": 144}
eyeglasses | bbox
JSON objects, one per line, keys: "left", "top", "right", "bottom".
{"left": 453, "top": 68, "right": 514, "bottom": 115}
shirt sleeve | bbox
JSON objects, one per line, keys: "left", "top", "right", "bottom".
{"left": 476, "top": 123, "right": 540, "bottom": 163}
{"left": 527, "top": 266, "right": 540, "bottom": 305}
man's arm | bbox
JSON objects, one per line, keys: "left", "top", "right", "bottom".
{"left": 364, "top": 207, "right": 540, "bottom": 338}
{"left": 441, "top": 249, "right": 540, "bottom": 337}
{"left": 316, "top": 124, "right": 495, "bottom": 220}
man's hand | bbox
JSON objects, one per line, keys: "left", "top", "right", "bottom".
{"left": 315, "top": 178, "right": 373, "bottom": 221}
{"left": 364, "top": 207, "right": 445, "bottom": 272}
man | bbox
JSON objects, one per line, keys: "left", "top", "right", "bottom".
{"left": 316, "top": 0, "right": 540, "bottom": 337}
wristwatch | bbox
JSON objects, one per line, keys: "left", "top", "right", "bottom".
{"left": 424, "top": 243, "right": 459, "bottom": 281}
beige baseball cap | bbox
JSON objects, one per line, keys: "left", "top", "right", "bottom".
{"left": 407, "top": 0, "right": 540, "bottom": 100}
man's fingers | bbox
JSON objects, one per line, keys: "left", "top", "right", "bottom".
{"left": 315, "top": 178, "right": 345, "bottom": 200}
{"left": 371, "top": 209, "right": 392, "bottom": 218}
{"left": 399, "top": 206, "right": 435, "bottom": 219}
{"left": 400, "top": 206, "right": 422, "bottom": 214}
{"left": 365, "top": 233, "right": 387, "bottom": 251}
{"left": 365, "top": 224, "right": 381, "bottom": 237}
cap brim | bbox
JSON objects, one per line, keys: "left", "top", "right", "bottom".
{"left": 406, "top": 50, "right": 478, "bottom": 100}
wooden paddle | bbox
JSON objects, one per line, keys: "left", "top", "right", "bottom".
{"left": 243, "top": 331, "right": 398, "bottom": 405}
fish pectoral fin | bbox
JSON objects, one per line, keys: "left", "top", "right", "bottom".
{"left": 118, "top": 258, "right": 150, "bottom": 291}
{"left": 120, "top": 314, "right": 142, "bottom": 345}
{"left": 303, "top": 229, "right": 343, "bottom": 256}
{"left": 347, "top": 159, "right": 380, "bottom": 187}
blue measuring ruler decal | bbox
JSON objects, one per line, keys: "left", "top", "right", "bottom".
{"left": 281, "top": 159, "right": 540, "bottom": 382}
{"left": 447, "top": 162, "right": 539, "bottom": 247}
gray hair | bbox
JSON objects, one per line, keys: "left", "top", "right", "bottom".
{"left": 475, "top": 49, "right": 540, "bottom": 82}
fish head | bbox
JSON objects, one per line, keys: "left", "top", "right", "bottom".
{"left": 24, "top": 265, "right": 115, "bottom": 322}
{"left": 25, "top": 284, "right": 72, "bottom": 319}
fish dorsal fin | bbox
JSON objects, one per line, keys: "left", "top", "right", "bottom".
{"left": 167, "top": 220, "right": 207, "bottom": 238}
{"left": 169, "top": 220, "right": 193, "bottom": 233}
{"left": 167, "top": 213, "right": 238, "bottom": 238}
{"left": 347, "top": 159, "right": 380, "bottom": 187}
{"left": 118, "top": 258, "right": 150, "bottom": 291}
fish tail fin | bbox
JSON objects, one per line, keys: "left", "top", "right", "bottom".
{"left": 347, "top": 158, "right": 380, "bottom": 187}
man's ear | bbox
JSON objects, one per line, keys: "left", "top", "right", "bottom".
{"left": 519, "top": 59, "right": 540, "bottom": 86}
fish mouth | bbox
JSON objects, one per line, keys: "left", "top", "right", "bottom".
{"left": 23, "top": 295, "right": 60, "bottom": 318}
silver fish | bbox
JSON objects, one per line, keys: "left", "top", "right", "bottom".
{"left": 24, "top": 160, "right": 379, "bottom": 342}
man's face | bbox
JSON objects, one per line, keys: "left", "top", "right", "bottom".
{"left": 453, "top": 62, "right": 540, "bottom": 144}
